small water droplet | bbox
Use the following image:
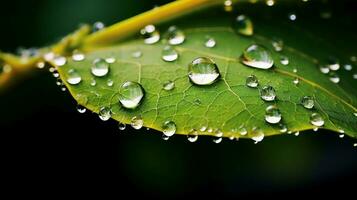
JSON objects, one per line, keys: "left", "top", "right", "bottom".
{"left": 294, "top": 131, "right": 300, "bottom": 136}
{"left": 162, "top": 134, "right": 170, "bottom": 141}
{"left": 200, "top": 126, "right": 207, "bottom": 132}
{"left": 43, "top": 52, "right": 55, "bottom": 62}
{"left": 313, "top": 127, "right": 319, "bottom": 131}
{"left": 246, "top": 75, "right": 259, "bottom": 88}
{"left": 233, "top": 15, "right": 253, "bottom": 36}
{"left": 119, "top": 81, "right": 145, "bottom": 109}
{"left": 329, "top": 72, "right": 340, "bottom": 83}
{"left": 301, "top": 96, "right": 314, "bottom": 109}
{"left": 238, "top": 126, "right": 247, "bottom": 136}
{"left": 354, "top": 73, "right": 357, "bottom": 79}
{"left": 162, "top": 120, "right": 176, "bottom": 137}
{"left": 161, "top": 45, "right": 178, "bottom": 62}
{"left": 187, "top": 129, "right": 198, "bottom": 142}
{"left": 99, "top": 107, "right": 111, "bottom": 121}
{"left": 92, "top": 58, "right": 110, "bottom": 77}
{"left": 66, "top": 69, "right": 82, "bottom": 85}
{"left": 339, "top": 134, "right": 344, "bottom": 138}
{"left": 260, "top": 85, "right": 276, "bottom": 101}
{"left": 188, "top": 57, "right": 220, "bottom": 85}
{"left": 105, "top": 57, "right": 116, "bottom": 64}
{"left": 60, "top": 85, "right": 67, "bottom": 92}
{"left": 241, "top": 44, "right": 274, "bottom": 69}
{"left": 56, "top": 78, "right": 62, "bottom": 86}
{"left": 351, "top": 56, "right": 357, "bottom": 62}
{"left": 93, "top": 21, "right": 105, "bottom": 32}
{"left": 118, "top": 122, "right": 126, "bottom": 131}
{"left": 310, "top": 113, "right": 324, "bottom": 127}
{"left": 354, "top": 112, "right": 357, "bottom": 117}
{"left": 293, "top": 68, "right": 297, "bottom": 73}
{"left": 266, "top": 0, "right": 275, "bottom": 6}
{"left": 251, "top": 127, "right": 264, "bottom": 144}
{"left": 107, "top": 79, "right": 114, "bottom": 87}
{"left": 131, "top": 116, "right": 143, "bottom": 130}
{"left": 280, "top": 56, "right": 289, "bottom": 65}
{"left": 289, "top": 13, "right": 297, "bottom": 21}
{"left": 272, "top": 38, "right": 283, "bottom": 52}
{"left": 140, "top": 24, "right": 160, "bottom": 44}
{"left": 223, "top": 0, "right": 233, "bottom": 12}
{"left": 265, "top": 105, "right": 281, "bottom": 124}
{"left": 90, "top": 78, "right": 96, "bottom": 86}
{"left": 293, "top": 77, "right": 299, "bottom": 85}
{"left": 132, "top": 51, "right": 142, "bottom": 58}
{"left": 215, "top": 129, "right": 223, "bottom": 137}
{"left": 194, "top": 98, "right": 202, "bottom": 105}
{"left": 207, "top": 128, "right": 213, "bottom": 133}
{"left": 319, "top": 65, "right": 330, "bottom": 74}
{"left": 36, "top": 62, "right": 45, "bottom": 69}
{"left": 279, "top": 124, "right": 288, "bottom": 133}
{"left": 165, "top": 26, "right": 185, "bottom": 45}
{"left": 53, "top": 56, "right": 67, "bottom": 66}
{"left": 229, "top": 136, "right": 236, "bottom": 140}
{"left": 72, "top": 51, "right": 85, "bottom": 61}
{"left": 76, "top": 105, "right": 86, "bottom": 114}
{"left": 52, "top": 70, "right": 59, "bottom": 78}
{"left": 327, "top": 58, "right": 340, "bottom": 71}
{"left": 205, "top": 37, "right": 216, "bottom": 48}
{"left": 163, "top": 80, "right": 175, "bottom": 91}
{"left": 287, "top": 131, "right": 292, "bottom": 134}
{"left": 213, "top": 137, "right": 223, "bottom": 144}
{"left": 343, "top": 64, "right": 352, "bottom": 71}
{"left": 353, "top": 143, "right": 357, "bottom": 147}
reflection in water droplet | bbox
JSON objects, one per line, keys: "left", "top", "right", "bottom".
{"left": 238, "top": 126, "right": 247, "bottom": 136}
{"left": 92, "top": 58, "right": 110, "bottom": 77}
{"left": 301, "top": 96, "right": 314, "bottom": 109}
{"left": 279, "top": 124, "right": 288, "bottom": 133}
{"left": 205, "top": 37, "right": 216, "bottom": 48}
{"left": 90, "top": 78, "right": 96, "bottom": 86}
{"left": 105, "top": 57, "right": 116, "bottom": 64}
{"left": 265, "top": 105, "right": 281, "bottom": 124}
{"left": 327, "top": 58, "right": 340, "bottom": 71}
{"left": 260, "top": 85, "right": 276, "bottom": 101}
{"left": 93, "top": 21, "right": 105, "bottom": 32}
{"left": 118, "top": 122, "right": 126, "bottom": 131}
{"left": 162, "top": 120, "right": 176, "bottom": 137}
{"left": 161, "top": 45, "right": 178, "bottom": 62}
{"left": 329, "top": 73, "right": 340, "bottom": 83}
{"left": 131, "top": 116, "right": 143, "bottom": 130}
{"left": 165, "top": 26, "right": 185, "bottom": 45}
{"left": 187, "top": 129, "right": 198, "bottom": 142}
{"left": 132, "top": 51, "right": 142, "bottom": 58}
{"left": 280, "top": 56, "right": 289, "bottom": 65}
{"left": 251, "top": 127, "right": 264, "bottom": 144}
{"left": 107, "top": 79, "right": 114, "bottom": 87}
{"left": 188, "top": 57, "right": 220, "bottom": 85}
{"left": 72, "top": 51, "right": 85, "bottom": 61}
{"left": 119, "top": 81, "right": 145, "bottom": 109}
{"left": 294, "top": 131, "right": 300, "bottom": 136}
{"left": 213, "top": 137, "right": 223, "bottom": 144}
{"left": 289, "top": 13, "right": 297, "bottom": 21}
{"left": 76, "top": 105, "right": 86, "bottom": 114}
{"left": 272, "top": 38, "right": 283, "bottom": 52}
{"left": 162, "top": 134, "right": 170, "bottom": 141}
{"left": 241, "top": 44, "right": 274, "bottom": 69}
{"left": 319, "top": 65, "right": 330, "bottom": 74}
{"left": 343, "top": 64, "right": 352, "bottom": 71}
{"left": 246, "top": 75, "right": 259, "bottom": 88}
{"left": 66, "top": 69, "right": 82, "bottom": 85}
{"left": 200, "top": 126, "right": 207, "bottom": 132}
{"left": 140, "top": 24, "right": 160, "bottom": 44}
{"left": 293, "top": 77, "right": 299, "bottom": 85}
{"left": 310, "top": 113, "right": 324, "bottom": 127}
{"left": 36, "top": 62, "right": 45, "bottom": 69}
{"left": 233, "top": 15, "right": 253, "bottom": 36}
{"left": 99, "top": 107, "right": 111, "bottom": 121}
{"left": 53, "top": 56, "right": 67, "bottom": 66}
{"left": 313, "top": 127, "right": 319, "bottom": 131}
{"left": 163, "top": 80, "right": 175, "bottom": 91}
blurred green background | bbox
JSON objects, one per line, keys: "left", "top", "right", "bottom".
{"left": 1, "top": 0, "right": 356, "bottom": 197}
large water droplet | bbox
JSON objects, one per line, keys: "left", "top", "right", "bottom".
{"left": 131, "top": 116, "right": 143, "bottom": 130}
{"left": 187, "top": 129, "right": 198, "bottom": 142}
{"left": 205, "top": 37, "right": 216, "bottom": 48}
{"left": 162, "top": 120, "right": 176, "bottom": 137}
{"left": 76, "top": 105, "right": 86, "bottom": 114}
{"left": 260, "top": 85, "right": 276, "bottom": 101}
{"left": 140, "top": 24, "right": 160, "bottom": 44}
{"left": 99, "top": 107, "right": 111, "bottom": 121}
{"left": 72, "top": 51, "right": 85, "bottom": 61}
{"left": 310, "top": 113, "right": 324, "bottom": 127}
{"left": 188, "top": 57, "right": 220, "bottom": 85}
{"left": 161, "top": 45, "right": 178, "bottom": 62}
{"left": 165, "top": 26, "right": 185, "bottom": 45}
{"left": 301, "top": 96, "right": 314, "bottom": 109}
{"left": 251, "top": 127, "right": 264, "bottom": 144}
{"left": 265, "top": 105, "right": 281, "bottom": 124}
{"left": 53, "top": 56, "right": 67, "bottom": 66}
{"left": 163, "top": 80, "right": 175, "bottom": 91}
{"left": 233, "top": 15, "right": 253, "bottom": 36}
{"left": 241, "top": 44, "right": 274, "bottom": 69}
{"left": 246, "top": 75, "right": 259, "bottom": 88}
{"left": 119, "top": 81, "right": 145, "bottom": 109}
{"left": 280, "top": 56, "right": 289, "bottom": 65}
{"left": 92, "top": 58, "right": 110, "bottom": 77}
{"left": 66, "top": 69, "right": 81, "bottom": 85}
{"left": 118, "top": 122, "right": 126, "bottom": 131}
{"left": 329, "top": 73, "right": 340, "bottom": 83}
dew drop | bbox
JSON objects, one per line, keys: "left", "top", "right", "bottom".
{"left": 272, "top": 38, "right": 283, "bottom": 52}
{"left": 92, "top": 58, "right": 110, "bottom": 77}
{"left": 132, "top": 51, "right": 142, "bottom": 58}
{"left": 140, "top": 24, "right": 160, "bottom": 44}
{"left": 260, "top": 85, "right": 276, "bottom": 101}
{"left": 165, "top": 26, "right": 185, "bottom": 45}
{"left": 163, "top": 80, "right": 175, "bottom": 91}
{"left": 187, "top": 129, "right": 198, "bottom": 142}
{"left": 215, "top": 129, "right": 223, "bottom": 137}
{"left": 327, "top": 58, "right": 340, "bottom": 71}
{"left": 265, "top": 105, "right": 281, "bottom": 124}
{"left": 53, "top": 56, "right": 67, "bottom": 66}
{"left": 301, "top": 96, "right": 314, "bottom": 109}
{"left": 280, "top": 56, "right": 289, "bottom": 65}
{"left": 319, "top": 65, "right": 330, "bottom": 74}
{"left": 66, "top": 69, "right": 82, "bottom": 85}
{"left": 293, "top": 68, "right": 297, "bottom": 73}
{"left": 229, "top": 136, "right": 236, "bottom": 140}
{"left": 266, "top": 0, "right": 275, "bottom": 6}
{"left": 99, "top": 107, "right": 111, "bottom": 121}
{"left": 213, "top": 137, "right": 223, "bottom": 144}
{"left": 90, "top": 78, "right": 96, "bottom": 86}
{"left": 93, "top": 21, "right": 105, "bottom": 32}
{"left": 238, "top": 126, "right": 247, "bottom": 136}
{"left": 289, "top": 13, "right": 297, "bottom": 21}
{"left": 310, "top": 113, "right": 324, "bottom": 127}
{"left": 343, "top": 64, "right": 352, "bottom": 71}
{"left": 241, "top": 44, "right": 274, "bottom": 69}
{"left": 279, "top": 124, "right": 288, "bottom": 133}
{"left": 188, "top": 57, "right": 220, "bottom": 85}
{"left": 293, "top": 77, "right": 299, "bottom": 85}
{"left": 354, "top": 73, "right": 357, "bottom": 79}
{"left": 251, "top": 127, "right": 264, "bottom": 144}
{"left": 329, "top": 73, "right": 340, "bottom": 83}
{"left": 162, "top": 120, "right": 176, "bottom": 137}
{"left": 72, "top": 51, "right": 85, "bottom": 61}
{"left": 52, "top": 70, "right": 59, "bottom": 78}
{"left": 205, "top": 37, "right": 216, "bottom": 48}
{"left": 200, "top": 126, "right": 207, "bottom": 132}
{"left": 223, "top": 0, "right": 233, "bottom": 12}
{"left": 233, "top": 15, "right": 253, "bottom": 36}
{"left": 76, "top": 105, "right": 86, "bottom": 114}
{"left": 105, "top": 57, "right": 116, "bottom": 64}
{"left": 36, "top": 62, "right": 45, "bottom": 69}
{"left": 161, "top": 45, "right": 178, "bottom": 62}
{"left": 118, "top": 122, "right": 126, "bottom": 131}
{"left": 313, "top": 127, "right": 319, "bottom": 132}
{"left": 131, "top": 116, "right": 143, "bottom": 130}
{"left": 294, "top": 131, "right": 300, "bottom": 136}
{"left": 246, "top": 75, "right": 259, "bottom": 88}
{"left": 107, "top": 79, "right": 114, "bottom": 87}
{"left": 162, "top": 134, "right": 170, "bottom": 141}
{"left": 119, "top": 81, "right": 145, "bottom": 109}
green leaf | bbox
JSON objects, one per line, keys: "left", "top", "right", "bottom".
{"left": 58, "top": 0, "right": 357, "bottom": 140}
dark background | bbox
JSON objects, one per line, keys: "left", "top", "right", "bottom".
{"left": 1, "top": 0, "right": 356, "bottom": 197}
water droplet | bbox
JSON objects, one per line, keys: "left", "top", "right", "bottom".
{"left": 301, "top": 96, "right": 314, "bottom": 109}
{"left": 162, "top": 134, "right": 170, "bottom": 141}
{"left": 293, "top": 68, "right": 297, "bottom": 73}
{"left": 354, "top": 73, "right": 357, "bottom": 79}
{"left": 194, "top": 98, "right": 202, "bottom": 105}
{"left": 238, "top": 126, "right": 247, "bottom": 136}
{"left": 351, "top": 56, "right": 357, "bottom": 62}
{"left": 161, "top": 45, "right": 178, "bottom": 62}
{"left": 310, "top": 113, "right": 324, "bottom": 127}
{"left": 56, "top": 78, "right": 62, "bottom": 86}
{"left": 52, "top": 70, "right": 59, "bottom": 78}
{"left": 241, "top": 44, "right": 274, "bottom": 69}
{"left": 132, "top": 51, "right": 142, "bottom": 58}
{"left": 339, "top": 134, "right": 344, "bottom": 138}
{"left": 93, "top": 21, "right": 105, "bottom": 32}
{"left": 188, "top": 57, "right": 220, "bottom": 85}
{"left": 131, "top": 116, "right": 143, "bottom": 130}
{"left": 313, "top": 127, "right": 319, "bottom": 132}
{"left": 293, "top": 77, "right": 299, "bottom": 85}
{"left": 36, "top": 62, "right": 45, "bottom": 69}
{"left": 294, "top": 131, "right": 300, "bottom": 136}
{"left": 119, "top": 81, "right": 145, "bottom": 109}
{"left": 343, "top": 64, "right": 352, "bottom": 71}
{"left": 165, "top": 26, "right": 185, "bottom": 45}
{"left": 162, "top": 120, "right": 176, "bottom": 137}
{"left": 53, "top": 56, "right": 67, "bottom": 66}
{"left": 280, "top": 56, "right": 289, "bottom": 65}
{"left": 140, "top": 24, "right": 160, "bottom": 44}
{"left": 229, "top": 136, "right": 236, "bottom": 140}
{"left": 272, "top": 38, "right": 283, "bottom": 52}
{"left": 338, "top": 129, "right": 345, "bottom": 133}
{"left": 251, "top": 127, "right": 264, "bottom": 144}
{"left": 60, "top": 85, "right": 67, "bottom": 92}
{"left": 99, "top": 107, "right": 111, "bottom": 121}
{"left": 266, "top": 0, "right": 275, "bottom": 6}
{"left": 233, "top": 15, "right": 253, "bottom": 36}
{"left": 279, "top": 124, "right": 288, "bottom": 133}
{"left": 107, "top": 79, "right": 114, "bottom": 87}
{"left": 329, "top": 73, "right": 340, "bottom": 83}
{"left": 90, "top": 78, "right": 96, "bottom": 86}
{"left": 327, "top": 58, "right": 340, "bottom": 71}
{"left": 223, "top": 0, "right": 233, "bottom": 12}
{"left": 205, "top": 37, "right": 216, "bottom": 48}
{"left": 260, "top": 85, "right": 276, "bottom": 101}
{"left": 105, "top": 57, "right": 116, "bottom": 64}
{"left": 66, "top": 69, "right": 81, "bottom": 85}
{"left": 72, "top": 51, "right": 85, "bottom": 61}
{"left": 265, "top": 105, "right": 281, "bottom": 124}
{"left": 353, "top": 143, "right": 357, "bottom": 147}
{"left": 92, "top": 58, "right": 110, "bottom": 77}
{"left": 246, "top": 75, "right": 259, "bottom": 88}
{"left": 289, "top": 13, "right": 297, "bottom": 21}
{"left": 354, "top": 112, "right": 357, "bottom": 117}
{"left": 207, "top": 128, "right": 213, "bottom": 133}
{"left": 43, "top": 52, "right": 55, "bottom": 61}
{"left": 118, "top": 122, "right": 126, "bottom": 131}
{"left": 163, "top": 80, "right": 175, "bottom": 91}
{"left": 187, "top": 129, "right": 198, "bottom": 142}
{"left": 215, "top": 129, "right": 223, "bottom": 137}
{"left": 76, "top": 105, "right": 86, "bottom": 114}
{"left": 213, "top": 137, "right": 222, "bottom": 144}
{"left": 319, "top": 65, "right": 330, "bottom": 74}
{"left": 200, "top": 126, "right": 207, "bottom": 132}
